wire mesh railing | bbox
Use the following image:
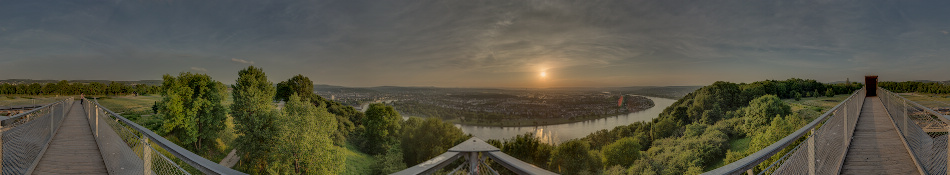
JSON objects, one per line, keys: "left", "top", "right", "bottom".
{"left": 85, "top": 99, "right": 246, "bottom": 175}
{"left": 704, "top": 88, "right": 865, "bottom": 175}
{"left": 0, "top": 98, "right": 72, "bottom": 174}
{"left": 879, "top": 87, "right": 950, "bottom": 174}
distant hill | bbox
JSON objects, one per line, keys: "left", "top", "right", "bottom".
{"left": 0, "top": 79, "right": 162, "bottom": 86}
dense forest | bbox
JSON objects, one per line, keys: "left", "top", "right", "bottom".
{"left": 879, "top": 81, "right": 950, "bottom": 94}
{"left": 483, "top": 78, "right": 862, "bottom": 174}
{"left": 0, "top": 80, "right": 160, "bottom": 95}
{"left": 149, "top": 67, "right": 470, "bottom": 174}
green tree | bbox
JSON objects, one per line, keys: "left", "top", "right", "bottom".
{"left": 741, "top": 95, "right": 792, "bottom": 135}
{"left": 231, "top": 66, "right": 281, "bottom": 173}
{"left": 502, "top": 133, "right": 555, "bottom": 168}
{"left": 400, "top": 117, "right": 468, "bottom": 166}
{"left": 549, "top": 140, "right": 600, "bottom": 174}
{"left": 602, "top": 137, "right": 642, "bottom": 168}
{"left": 275, "top": 74, "right": 357, "bottom": 146}
{"left": 825, "top": 88, "right": 835, "bottom": 97}
{"left": 793, "top": 91, "right": 801, "bottom": 101}
{"left": 270, "top": 94, "right": 344, "bottom": 174}
{"left": 361, "top": 103, "right": 402, "bottom": 155}
{"left": 275, "top": 75, "right": 315, "bottom": 102}
{"left": 157, "top": 72, "right": 228, "bottom": 151}
{"left": 749, "top": 115, "right": 806, "bottom": 172}
{"left": 373, "top": 142, "right": 407, "bottom": 174}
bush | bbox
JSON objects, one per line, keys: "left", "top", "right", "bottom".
{"left": 602, "top": 137, "right": 642, "bottom": 168}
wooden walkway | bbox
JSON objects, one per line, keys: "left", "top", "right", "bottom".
{"left": 32, "top": 101, "right": 108, "bottom": 174}
{"left": 841, "top": 97, "right": 921, "bottom": 175}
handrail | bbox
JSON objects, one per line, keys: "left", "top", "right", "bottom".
{"left": 704, "top": 88, "right": 864, "bottom": 175}
{"left": 2, "top": 100, "right": 63, "bottom": 125}
{"left": 885, "top": 89, "right": 950, "bottom": 123}
{"left": 877, "top": 87, "right": 947, "bottom": 174}
{"left": 87, "top": 99, "right": 247, "bottom": 175}
{"left": 0, "top": 98, "right": 73, "bottom": 174}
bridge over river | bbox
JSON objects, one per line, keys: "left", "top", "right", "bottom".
{"left": 3, "top": 78, "right": 948, "bottom": 175}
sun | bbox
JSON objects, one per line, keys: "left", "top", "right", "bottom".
{"left": 540, "top": 72, "right": 547, "bottom": 77}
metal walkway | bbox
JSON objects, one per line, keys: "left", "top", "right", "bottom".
{"left": 707, "top": 87, "right": 950, "bottom": 175}
{"left": 841, "top": 97, "right": 920, "bottom": 174}
{"left": 32, "top": 101, "right": 107, "bottom": 174}
{"left": 0, "top": 98, "right": 245, "bottom": 175}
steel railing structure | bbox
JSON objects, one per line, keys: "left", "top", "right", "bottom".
{"left": 0, "top": 98, "right": 73, "bottom": 174}
{"left": 879, "top": 87, "right": 950, "bottom": 174}
{"left": 704, "top": 88, "right": 865, "bottom": 175}
{"left": 84, "top": 99, "right": 246, "bottom": 175}
{"left": 392, "top": 137, "right": 557, "bottom": 175}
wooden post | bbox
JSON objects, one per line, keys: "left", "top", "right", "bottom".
{"left": 746, "top": 169, "right": 754, "bottom": 175}
{"left": 808, "top": 128, "right": 816, "bottom": 175}
{"left": 143, "top": 136, "right": 152, "bottom": 175}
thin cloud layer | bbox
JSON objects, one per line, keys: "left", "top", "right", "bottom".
{"left": 0, "top": 0, "right": 948, "bottom": 86}
{"left": 231, "top": 58, "right": 254, "bottom": 65}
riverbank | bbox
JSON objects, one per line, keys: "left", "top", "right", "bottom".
{"left": 455, "top": 96, "right": 677, "bottom": 144}
{"left": 440, "top": 105, "right": 654, "bottom": 127}
{"left": 410, "top": 96, "right": 655, "bottom": 127}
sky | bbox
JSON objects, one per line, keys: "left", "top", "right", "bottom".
{"left": 1, "top": 0, "right": 949, "bottom": 88}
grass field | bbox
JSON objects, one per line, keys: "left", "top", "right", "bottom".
{"left": 96, "top": 95, "right": 162, "bottom": 114}
{"left": 899, "top": 93, "right": 950, "bottom": 109}
{"left": 0, "top": 95, "right": 76, "bottom": 107}
{"left": 343, "top": 143, "right": 374, "bottom": 175}
{"left": 784, "top": 94, "right": 851, "bottom": 112}
{"left": 707, "top": 137, "right": 752, "bottom": 171}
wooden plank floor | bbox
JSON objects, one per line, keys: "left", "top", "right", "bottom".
{"left": 32, "top": 101, "right": 108, "bottom": 175}
{"left": 841, "top": 97, "right": 921, "bottom": 175}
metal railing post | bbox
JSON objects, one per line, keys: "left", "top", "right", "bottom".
{"left": 143, "top": 136, "right": 152, "bottom": 175}
{"left": 903, "top": 99, "right": 908, "bottom": 137}
{"left": 808, "top": 128, "right": 816, "bottom": 175}
{"left": 1, "top": 123, "right": 4, "bottom": 172}
{"left": 844, "top": 105, "right": 849, "bottom": 147}
{"left": 469, "top": 152, "right": 477, "bottom": 174}
{"left": 95, "top": 106, "right": 99, "bottom": 138}
{"left": 51, "top": 103, "right": 54, "bottom": 139}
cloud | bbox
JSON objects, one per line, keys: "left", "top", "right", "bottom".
{"left": 190, "top": 67, "right": 207, "bottom": 72}
{"left": 230, "top": 58, "right": 254, "bottom": 65}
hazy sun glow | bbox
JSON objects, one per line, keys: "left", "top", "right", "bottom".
{"left": 540, "top": 72, "right": 547, "bottom": 77}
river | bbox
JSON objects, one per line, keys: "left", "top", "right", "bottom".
{"left": 455, "top": 96, "right": 677, "bottom": 144}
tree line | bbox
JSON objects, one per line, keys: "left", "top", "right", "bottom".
{"left": 481, "top": 78, "right": 862, "bottom": 174}
{"left": 0, "top": 80, "right": 160, "bottom": 96}
{"left": 879, "top": 81, "right": 950, "bottom": 94}
{"left": 152, "top": 67, "right": 469, "bottom": 174}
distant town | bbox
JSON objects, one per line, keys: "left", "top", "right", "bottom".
{"left": 315, "top": 85, "right": 699, "bottom": 126}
